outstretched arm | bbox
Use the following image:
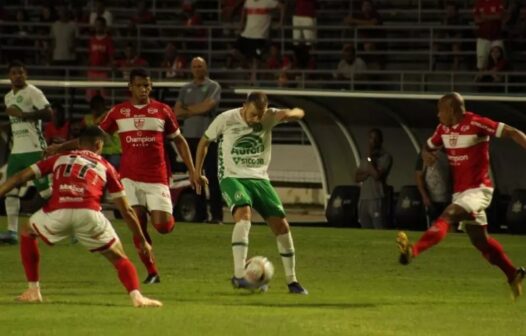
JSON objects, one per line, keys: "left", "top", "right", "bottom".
{"left": 274, "top": 107, "right": 305, "bottom": 122}
{"left": 0, "top": 167, "right": 35, "bottom": 198}
{"left": 501, "top": 125, "right": 526, "bottom": 150}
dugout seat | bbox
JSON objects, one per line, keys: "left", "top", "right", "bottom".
{"left": 325, "top": 185, "right": 360, "bottom": 227}
{"left": 506, "top": 189, "right": 526, "bottom": 234}
{"left": 394, "top": 185, "right": 427, "bottom": 231}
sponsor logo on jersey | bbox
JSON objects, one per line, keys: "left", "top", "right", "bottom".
{"left": 134, "top": 117, "right": 145, "bottom": 129}
{"left": 231, "top": 134, "right": 265, "bottom": 167}
{"left": 448, "top": 154, "right": 469, "bottom": 165}
{"left": 59, "top": 184, "right": 85, "bottom": 195}
{"left": 125, "top": 135, "right": 156, "bottom": 146}
{"left": 120, "top": 108, "right": 131, "bottom": 117}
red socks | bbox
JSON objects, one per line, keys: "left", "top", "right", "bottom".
{"left": 413, "top": 218, "right": 450, "bottom": 257}
{"left": 112, "top": 258, "right": 140, "bottom": 293}
{"left": 20, "top": 234, "right": 39, "bottom": 282}
{"left": 477, "top": 237, "right": 517, "bottom": 282}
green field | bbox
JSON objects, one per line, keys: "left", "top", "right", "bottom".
{"left": 0, "top": 218, "right": 525, "bottom": 336}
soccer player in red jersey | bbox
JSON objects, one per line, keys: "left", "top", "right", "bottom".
{"left": 397, "top": 92, "right": 526, "bottom": 299}
{"left": 48, "top": 69, "right": 197, "bottom": 284}
{"left": 0, "top": 126, "right": 161, "bottom": 307}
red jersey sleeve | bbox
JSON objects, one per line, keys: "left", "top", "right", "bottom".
{"left": 30, "top": 155, "right": 60, "bottom": 178}
{"left": 162, "top": 104, "right": 181, "bottom": 139}
{"left": 471, "top": 114, "right": 505, "bottom": 138}
{"left": 427, "top": 124, "right": 444, "bottom": 149}
{"left": 98, "top": 107, "right": 118, "bottom": 134}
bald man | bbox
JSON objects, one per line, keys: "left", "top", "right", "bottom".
{"left": 397, "top": 92, "right": 526, "bottom": 300}
{"left": 174, "top": 57, "right": 223, "bottom": 223}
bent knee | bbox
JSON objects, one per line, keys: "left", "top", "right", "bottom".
{"left": 154, "top": 218, "right": 175, "bottom": 234}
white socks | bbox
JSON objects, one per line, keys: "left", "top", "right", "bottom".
{"left": 5, "top": 196, "right": 20, "bottom": 233}
{"left": 28, "top": 282, "right": 40, "bottom": 289}
{"left": 231, "top": 219, "right": 251, "bottom": 278}
{"left": 276, "top": 232, "right": 297, "bottom": 284}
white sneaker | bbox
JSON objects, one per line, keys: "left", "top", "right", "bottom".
{"left": 16, "top": 288, "right": 43, "bottom": 303}
{"left": 131, "top": 292, "right": 163, "bottom": 308}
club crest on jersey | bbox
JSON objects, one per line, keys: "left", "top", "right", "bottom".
{"left": 461, "top": 125, "right": 470, "bottom": 132}
{"left": 134, "top": 117, "right": 145, "bottom": 129}
{"left": 147, "top": 108, "right": 157, "bottom": 114}
{"left": 120, "top": 108, "right": 131, "bottom": 117}
{"left": 449, "top": 133, "right": 459, "bottom": 147}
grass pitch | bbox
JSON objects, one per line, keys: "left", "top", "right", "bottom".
{"left": 0, "top": 218, "right": 525, "bottom": 336}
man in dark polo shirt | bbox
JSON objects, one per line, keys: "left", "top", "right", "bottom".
{"left": 174, "top": 57, "right": 223, "bottom": 223}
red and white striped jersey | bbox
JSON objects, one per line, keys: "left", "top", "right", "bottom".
{"left": 98, "top": 99, "right": 180, "bottom": 184}
{"left": 30, "top": 150, "right": 124, "bottom": 212}
{"left": 427, "top": 111, "right": 505, "bottom": 193}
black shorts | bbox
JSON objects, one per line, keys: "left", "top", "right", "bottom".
{"left": 236, "top": 36, "right": 267, "bottom": 59}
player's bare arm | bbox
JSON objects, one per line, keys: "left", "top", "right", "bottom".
{"left": 172, "top": 133, "right": 198, "bottom": 187}
{"left": 113, "top": 196, "right": 153, "bottom": 261}
{"left": 6, "top": 105, "right": 52, "bottom": 121}
{"left": 193, "top": 136, "right": 211, "bottom": 195}
{"left": 45, "top": 138, "right": 80, "bottom": 156}
{"left": 0, "top": 167, "right": 35, "bottom": 198}
{"left": 501, "top": 125, "right": 526, "bottom": 150}
{"left": 274, "top": 107, "right": 305, "bottom": 122}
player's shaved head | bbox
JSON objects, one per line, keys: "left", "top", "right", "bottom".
{"left": 439, "top": 92, "right": 465, "bottom": 114}
{"left": 191, "top": 57, "right": 207, "bottom": 68}
{"left": 246, "top": 91, "right": 268, "bottom": 111}
{"left": 191, "top": 57, "right": 208, "bottom": 81}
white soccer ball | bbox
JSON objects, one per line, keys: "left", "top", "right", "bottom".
{"left": 245, "top": 256, "right": 274, "bottom": 286}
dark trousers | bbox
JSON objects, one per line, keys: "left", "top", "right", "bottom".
{"left": 187, "top": 138, "right": 223, "bottom": 221}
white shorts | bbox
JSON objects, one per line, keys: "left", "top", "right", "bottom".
{"left": 453, "top": 186, "right": 493, "bottom": 228}
{"left": 30, "top": 209, "right": 119, "bottom": 252}
{"left": 121, "top": 178, "right": 173, "bottom": 213}
{"left": 292, "top": 16, "right": 316, "bottom": 44}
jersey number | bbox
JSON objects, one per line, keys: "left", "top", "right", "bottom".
{"left": 63, "top": 155, "right": 98, "bottom": 179}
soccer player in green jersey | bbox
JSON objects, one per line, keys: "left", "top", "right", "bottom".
{"left": 193, "top": 91, "right": 308, "bottom": 294}
{"left": 0, "top": 61, "right": 52, "bottom": 244}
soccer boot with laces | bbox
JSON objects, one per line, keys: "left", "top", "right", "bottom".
{"left": 509, "top": 267, "right": 526, "bottom": 300}
{"left": 397, "top": 231, "right": 414, "bottom": 265}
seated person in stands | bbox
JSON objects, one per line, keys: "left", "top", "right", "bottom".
{"left": 344, "top": 0, "right": 383, "bottom": 53}
{"left": 334, "top": 44, "right": 367, "bottom": 87}
{"left": 114, "top": 43, "right": 148, "bottom": 80}
{"left": 475, "top": 45, "right": 509, "bottom": 92}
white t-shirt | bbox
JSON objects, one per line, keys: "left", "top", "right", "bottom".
{"left": 4, "top": 84, "right": 50, "bottom": 153}
{"left": 204, "top": 107, "right": 282, "bottom": 180}
{"left": 241, "top": 0, "right": 279, "bottom": 39}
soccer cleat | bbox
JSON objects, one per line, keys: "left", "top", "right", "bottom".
{"left": 143, "top": 274, "right": 161, "bottom": 284}
{"left": 509, "top": 267, "right": 526, "bottom": 300}
{"left": 0, "top": 231, "right": 18, "bottom": 245}
{"left": 287, "top": 282, "right": 308, "bottom": 295}
{"left": 16, "top": 288, "right": 43, "bottom": 303}
{"left": 397, "top": 231, "right": 413, "bottom": 265}
{"left": 131, "top": 294, "right": 163, "bottom": 308}
{"left": 231, "top": 276, "right": 268, "bottom": 292}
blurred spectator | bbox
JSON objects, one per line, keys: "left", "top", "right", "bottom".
{"left": 130, "top": 0, "right": 157, "bottom": 41}
{"left": 87, "top": 17, "right": 114, "bottom": 99}
{"left": 83, "top": 95, "right": 121, "bottom": 169}
{"left": 89, "top": 0, "right": 113, "bottom": 28}
{"left": 35, "top": 5, "right": 57, "bottom": 65}
{"left": 503, "top": 0, "right": 523, "bottom": 38}
{"left": 344, "top": 0, "right": 384, "bottom": 53}
{"left": 266, "top": 43, "right": 292, "bottom": 70}
{"left": 7, "top": 9, "right": 33, "bottom": 63}
{"left": 114, "top": 43, "right": 148, "bottom": 80}
{"left": 434, "top": 2, "right": 467, "bottom": 71}
{"left": 475, "top": 45, "right": 509, "bottom": 92}
{"left": 50, "top": 7, "right": 78, "bottom": 67}
{"left": 355, "top": 128, "right": 393, "bottom": 229}
{"left": 222, "top": 0, "right": 244, "bottom": 36}
{"left": 292, "top": 0, "right": 316, "bottom": 70}
{"left": 44, "top": 102, "right": 71, "bottom": 145}
{"left": 181, "top": 1, "right": 206, "bottom": 49}
{"left": 220, "top": 52, "right": 248, "bottom": 85}
{"left": 12, "top": 9, "right": 32, "bottom": 37}
{"left": 161, "top": 42, "right": 187, "bottom": 79}
{"left": 473, "top": 0, "right": 504, "bottom": 71}
{"left": 235, "top": 0, "right": 285, "bottom": 81}
{"left": 334, "top": 44, "right": 367, "bottom": 83}
{"left": 415, "top": 149, "right": 451, "bottom": 226}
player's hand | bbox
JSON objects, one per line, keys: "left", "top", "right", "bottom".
{"left": 6, "top": 105, "right": 24, "bottom": 118}
{"left": 421, "top": 149, "right": 437, "bottom": 166}
{"left": 193, "top": 175, "right": 209, "bottom": 195}
{"left": 139, "top": 241, "right": 153, "bottom": 263}
{"left": 422, "top": 194, "right": 432, "bottom": 208}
